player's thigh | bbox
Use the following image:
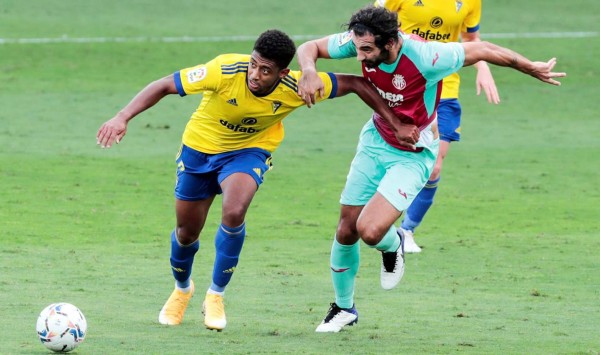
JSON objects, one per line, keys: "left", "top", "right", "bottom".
{"left": 378, "top": 145, "right": 438, "bottom": 212}
{"left": 220, "top": 173, "right": 259, "bottom": 225}
{"left": 357, "top": 192, "right": 403, "bottom": 244}
{"left": 174, "top": 145, "right": 221, "bottom": 200}
{"left": 175, "top": 197, "right": 216, "bottom": 243}
{"left": 340, "top": 148, "right": 383, "bottom": 207}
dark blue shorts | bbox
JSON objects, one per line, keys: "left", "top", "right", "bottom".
{"left": 437, "top": 99, "right": 462, "bottom": 142}
{"left": 174, "top": 145, "right": 272, "bottom": 201}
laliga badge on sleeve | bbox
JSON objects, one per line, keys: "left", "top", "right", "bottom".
{"left": 187, "top": 66, "right": 207, "bottom": 83}
{"left": 337, "top": 31, "right": 353, "bottom": 46}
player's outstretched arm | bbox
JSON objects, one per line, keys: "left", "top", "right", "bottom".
{"left": 297, "top": 37, "right": 332, "bottom": 108}
{"left": 334, "top": 73, "right": 419, "bottom": 150}
{"left": 96, "top": 75, "right": 178, "bottom": 148}
{"left": 462, "top": 41, "right": 566, "bottom": 86}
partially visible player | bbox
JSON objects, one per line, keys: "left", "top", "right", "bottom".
{"left": 96, "top": 29, "right": 411, "bottom": 332}
{"left": 297, "top": 5, "right": 565, "bottom": 332}
{"left": 375, "top": 0, "right": 499, "bottom": 252}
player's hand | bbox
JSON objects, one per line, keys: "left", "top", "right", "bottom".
{"left": 298, "top": 69, "right": 325, "bottom": 108}
{"left": 394, "top": 123, "right": 420, "bottom": 151}
{"left": 96, "top": 116, "right": 128, "bottom": 148}
{"left": 529, "top": 58, "right": 566, "bottom": 86}
{"left": 476, "top": 64, "right": 500, "bottom": 104}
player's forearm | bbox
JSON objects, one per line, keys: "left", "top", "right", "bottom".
{"left": 336, "top": 74, "right": 409, "bottom": 127}
{"left": 297, "top": 41, "right": 321, "bottom": 73}
{"left": 463, "top": 41, "right": 534, "bottom": 74}
{"left": 297, "top": 37, "right": 332, "bottom": 72}
{"left": 118, "top": 76, "right": 176, "bottom": 122}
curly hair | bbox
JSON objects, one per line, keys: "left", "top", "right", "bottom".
{"left": 253, "top": 29, "right": 296, "bottom": 70}
{"left": 346, "top": 5, "right": 399, "bottom": 49}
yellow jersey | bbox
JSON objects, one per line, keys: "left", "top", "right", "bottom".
{"left": 375, "top": 0, "right": 481, "bottom": 98}
{"left": 174, "top": 53, "right": 336, "bottom": 154}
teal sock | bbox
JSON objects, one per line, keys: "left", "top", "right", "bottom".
{"left": 330, "top": 238, "right": 360, "bottom": 309}
{"left": 370, "top": 226, "right": 400, "bottom": 253}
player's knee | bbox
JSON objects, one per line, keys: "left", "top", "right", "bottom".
{"left": 222, "top": 206, "right": 247, "bottom": 227}
{"left": 176, "top": 226, "right": 200, "bottom": 245}
{"left": 336, "top": 221, "right": 358, "bottom": 244}
{"left": 356, "top": 223, "right": 383, "bottom": 246}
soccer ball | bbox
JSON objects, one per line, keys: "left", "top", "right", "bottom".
{"left": 36, "top": 303, "right": 87, "bottom": 353}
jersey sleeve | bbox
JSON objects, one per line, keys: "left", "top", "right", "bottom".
{"left": 418, "top": 41, "right": 465, "bottom": 83}
{"left": 315, "top": 72, "right": 337, "bottom": 101}
{"left": 173, "top": 57, "right": 223, "bottom": 96}
{"left": 326, "top": 31, "right": 357, "bottom": 59}
{"left": 463, "top": 0, "right": 482, "bottom": 33}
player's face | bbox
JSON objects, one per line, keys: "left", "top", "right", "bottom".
{"left": 247, "top": 51, "right": 289, "bottom": 95}
{"left": 352, "top": 33, "right": 390, "bottom": 68}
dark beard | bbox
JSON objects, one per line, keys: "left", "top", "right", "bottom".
{"left": 363, "top": 48, "right": 390, "bottom": 68}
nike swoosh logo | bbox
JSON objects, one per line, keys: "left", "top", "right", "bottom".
{"left": 432, "top": 52, "right": 440, "bottom": 66}
{"left": 365, "top": 67, "right": 376, "bottom": 72}
{"left": 330, "top": 267, "right": 350, "bottom": 273}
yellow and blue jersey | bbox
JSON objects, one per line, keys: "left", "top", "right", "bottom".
{"left": 375, "top": 0, "right": 481, "bottom": 98}
{"left": 174, "top": 53, "right": 337, "bottom": 154}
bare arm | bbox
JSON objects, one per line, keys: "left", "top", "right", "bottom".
{"left": 334, "top": 73, "right": 419, "bottom": 150}
{"left": 297, "top": 37, "right": 332, "bottom": 107}
{"left": 96, "top": 75, "right": 178, "bottom": 148}
{"left": 461, "top": 31, "right": 500, "bottom": 104}
{"left": 462, "top": 41, "right": 566, "bottom": 85}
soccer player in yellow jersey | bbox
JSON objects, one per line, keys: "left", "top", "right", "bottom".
{"left": 375, "top": 0, "right": 500, "bottom": 252}
{"left": 96, "top": 29, "right": 411, "bottom": 331}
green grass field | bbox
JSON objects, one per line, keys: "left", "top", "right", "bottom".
{"left": 1, "top": 0, "right": 599, "bottom": 353}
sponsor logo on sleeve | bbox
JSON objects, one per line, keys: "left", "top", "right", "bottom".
{"left": 186, "top": 66, "right": 207, "bottom": 83}
{"left": 338, "top": 31, "right": 353, "bottom": 46}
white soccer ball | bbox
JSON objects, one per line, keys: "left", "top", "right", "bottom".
{"left": 36, "top": 303, "right": 87, "bottom": 353}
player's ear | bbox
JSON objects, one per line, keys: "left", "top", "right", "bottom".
{"left": 385, "top": 39, "right": 394, "bottom": 51}
{"left": 279, "top": 68, "right": 290, "bottom": 78}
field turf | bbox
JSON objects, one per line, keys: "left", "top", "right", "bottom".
{"left": 1, "top": 0, "right": 598, "bottom": 353}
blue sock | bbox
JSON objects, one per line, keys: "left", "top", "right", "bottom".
{"left": 210, "top": 223, "right": 246, "bottom": 292}
{"left": 330, "top": 238, "right": 360, "bottom": 309}
{"left": 169, "top": 230, "right": 199, "bottom": 289}
{"left": 401, "top": 177, "right": 440, "bottom": 232}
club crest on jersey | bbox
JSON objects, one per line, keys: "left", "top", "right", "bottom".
{"left": 392, "top": 74, "right": 406, "bottom": 90}
{"left": 456, "top": 0, "right": 463, "bottom": 12}
{"left": 272, "top": 101, "right": 282, "bottom": 113}
{"left": 187, "top": 66, "right": 207, "bottom": 83}
{"left": 338, "top": 31, "right": 353, "bottom": 46}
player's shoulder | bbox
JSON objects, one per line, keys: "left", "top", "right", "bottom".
{"left": 277, "top": 70, "right": 301, "bottom": 95}
{"left": 213, "top": 53, "right": 251, "bottom": 73}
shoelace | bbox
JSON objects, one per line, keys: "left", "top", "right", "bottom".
{"left": 323, "top": 303, "right": 343, "bottom": 322}
{"left": 205, "top": 295, "right": 224, "bottom": 316}
{"left": 165, "top": 292, "right": 189, "bottom": 318}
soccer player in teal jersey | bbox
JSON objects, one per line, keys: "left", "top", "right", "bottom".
{"left": 376, "top": 0, "right": 500, "bottom": 253}
{"left": 296, "top": 6, "right": 565, "bottom": 332}
{"left": 96, "top": 29, "right": 413, "bottom": 331}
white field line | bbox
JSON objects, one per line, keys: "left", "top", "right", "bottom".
{"left": 0, "top": 32, "right": 597, "bottom": 45}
